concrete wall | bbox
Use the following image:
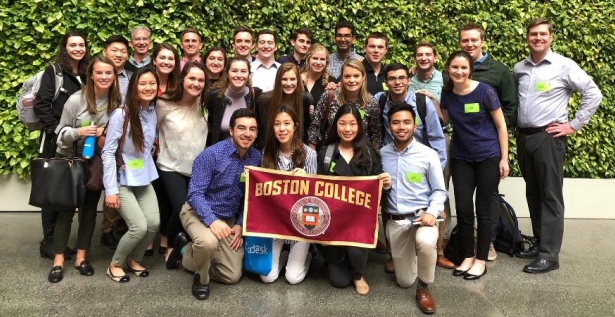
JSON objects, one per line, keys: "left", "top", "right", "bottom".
{"left": 1, "top": 174, "right": 614, "bottom": 219}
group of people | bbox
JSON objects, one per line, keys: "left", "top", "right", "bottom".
{"left": 31, "top": 17, "right": 601, "bottom": 314}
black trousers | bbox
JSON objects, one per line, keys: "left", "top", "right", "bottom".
{"left": 452, "top": 157, "right": 500, "bottom": 261}
{"left": 517, "top": 132, "right": 566, "bottom": 262}
{"left": 322, "top": 246, "right": 368, "bottom": 288}
{"left": 152, "top": 167, "right": 172, "bottom": 236}
{"left": 159, "top": 170, "right": 190, "bottom": 244}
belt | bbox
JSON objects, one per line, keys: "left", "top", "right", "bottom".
{"left": 385, "top": 212, "right": 416, "bottom": 221}
{"left": 518, "top": 126, "right": 547, "bottom": 135}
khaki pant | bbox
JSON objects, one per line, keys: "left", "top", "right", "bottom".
{"left": 438, "top": 133, "right": 452, "bottom": 256}
{"left": 180, "top": 203, "right": 243, "bottom": 285}
{"left": 387, "top": 219, "right": 438, "bottom": 286}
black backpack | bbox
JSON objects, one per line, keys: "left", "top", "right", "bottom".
{"left": 494, "top": 194, "right": 525, "bottom": 256}
{"left": 379, "top": 92, "right": 430, "bottom": 148}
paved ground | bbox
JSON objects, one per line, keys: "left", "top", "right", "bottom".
{"left": 1, "top": 212, "right": 614, "bottom": 316}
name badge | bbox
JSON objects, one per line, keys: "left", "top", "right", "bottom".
{"left": 535, "top": 81, "right": 550, "bottom": 92}
{"left": 358, "top": 109, "right": 365, "bottom": 119}
{"left": 406, "top": 171, "right": 423, "bottom": 183}
{"left": 81, "top": 120, "right": 92, "bottom": 127}
{"left": 127, "top": 158, "right": 144, "bottom": 170}
{"left": 464, "top": 103, "right": 480, "bottom": 113}
{"left": 382, "top": 82, "right": 389, "bottom": 91}
{"left": 415, "top": 117, "right": 420, "bottom": 126}
{"left": 239, "top": 172, "right": 246, "bottom": 183}
{"left": 329, "top": 161, "right": 336, "bottom": 173}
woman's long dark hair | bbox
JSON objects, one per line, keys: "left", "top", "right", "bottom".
{"left": 443, "top": 50, "right": 474, "bottom": 91}
{"left": 159, "top": 61, "right": 206, "bottom": 103}
{"left": 152, "top": 43, "right": 180, "bottom": 92}
{"left": 124, "top": 67, "right": 160, "bottom": 152}
{"left": 83, "top": 56, "right": 121, "bottom": 116}
{"left": 324, "top": 103, "right": 372, "bottom": 170}
{"left": 262, "top": 105, "right": 306, "bottom": 170}
{"left": 55, "top": 30, "right": 91, "bottom": 76}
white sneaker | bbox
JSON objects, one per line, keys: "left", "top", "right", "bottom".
{"left": 488, "top": 242, "right": 497, "bottom": 261}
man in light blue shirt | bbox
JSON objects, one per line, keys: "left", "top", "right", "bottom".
{"left": 103, "top": 35, "right": 132, "bottom": 98}
{"left": 381, "top": 103, "right": 447, "bottom": 315}
{"left": 329, "top": 20, "right": 364, "bottom": 80}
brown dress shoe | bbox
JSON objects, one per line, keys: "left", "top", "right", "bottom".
{"left": 416, "top": 286, "right": 436, "bottom": 314}
{"left": 436, "top": 255, "right": 455, "bottom": 269}
{"left": 385, "top": 258, "right": 395, "bottom": 273}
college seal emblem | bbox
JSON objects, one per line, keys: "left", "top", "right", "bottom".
{"left": 290, "top": 196, "right": 331, "bottom": 236}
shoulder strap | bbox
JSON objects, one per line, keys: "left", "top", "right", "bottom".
{"left": 51, "top": 63, "right": 64, "bottom": 102}
{"left": 378, "top": 92, "right": 388, "bottom": 113}
{"left": 415, "top": 93, "right": 430, "bottom": 148}
{"left": 323, "top": 143, "right": 336, "bottom": 173}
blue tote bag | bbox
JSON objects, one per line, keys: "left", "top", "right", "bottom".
{"left": 243, "top": 236, "right": 273, "bottom": 276}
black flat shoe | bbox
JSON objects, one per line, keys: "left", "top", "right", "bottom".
{"left": 100, "top": 232, "right": 119, "bottom": 249}
{"left": 158, "top": 246, "right": 168, "bottom": 255}
{"left": 126, "top": 265, "right": 150, "bottom": 277}
{"left": 464, "top": 266, "right": 487, "bottom": 280}
{"left": 452, "top": 268, "right": 468, "bottom": 276}
{"left": 144, "top": 249, "right": 154, "bottom": 257}
{"left": 48, "top": 266, "right": 63, "bottom": 283}
{"left": 166, "top": 233, "right": 189, "bottom": 270}
{"left": 192, "top": 273, "right": 210, "bottom": 300}
{"left": 106, "top": 267, "right": 130, "bottom": 283}
{"left": 517, "top": 244, "right": 539, "bottom": 259}
{"left": 75, "top": 260, "right": 94, "bottom": 276}
{"left": 523, "top": 258, "right": 559, "bottom": 274}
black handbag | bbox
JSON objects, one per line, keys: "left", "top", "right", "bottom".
{"left": 443, "top": 225, "right": 463, "bottom": 266}
{"left": 29, "top": 135, "right": 88, "bottom": 210}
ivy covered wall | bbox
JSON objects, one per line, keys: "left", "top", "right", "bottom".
{"left": 0, "top": 0, "right": 613, "bottom": 178}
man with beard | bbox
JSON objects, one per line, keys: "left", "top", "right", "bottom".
{"left": 362, "top": 32, "right": 388, "bottom": 95}
{"left": 166, "top": 108, "right": 261, "bottom": 300}
{"left": 329, "top": 20, "right": 363, "bottom": 80}
{"left": 277, "top": 27, "right": 313, "bottom": 68}
{"left": 125, "top": 26, "right": 152, "bottom": 73}
{"left": 380, "top": 103, "right": 446, "bottom": 315}
{"left": 179, "top": 28, "right": 203, "bottom": 70}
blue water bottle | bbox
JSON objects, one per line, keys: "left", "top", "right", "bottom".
{"left": 82, "top": 122, "right": 96, "bottom": 159}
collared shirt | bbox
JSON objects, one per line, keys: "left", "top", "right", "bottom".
{"left": 514, "top": 49, "right": 602, "bottom": 130}
{"left": 180, "top": 56, "right": 201, "bottom": 71}
{"left": 250, "top": 59, "right": 281, "bottom": 92}
{"left": 329, "top": 50, "right": 363, "bottom": 79}
{"left": 102, "top": 104, "right": 158, "bottom": 195}
{"left": 362, "top": 59, "right": 386, "bottom": 96}
{"left": 375, "top": 91, "right": 446, "bottom": 169}
{"left": 117, "top": 68, "right": 132, "bottom": 98}
{"left": 410, "top": 68, "right": 444, "bottom": 103}
{"left": 474, "top": 53, "right": 489, "bottom": 67}
{"left": 187, "top": 138, "right": 262, "bottom": 226}
{"left": 277, "top": 54, "right": 305, "bottom": 69}
{"left": 128, "top": 55, "right": 151, "bottom": 69}
{"left": 381, "top": 140, "right": 447, "bottom": 219}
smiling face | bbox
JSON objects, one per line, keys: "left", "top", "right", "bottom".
{"left": 233, "top": 31, "right": 254, "bottom": 58}
{"left": 389, "top": 109, "right": 416, "bottom": 145}
{"left": 341, "top": 65, "right": 365, "bottom": 96}
{"left": 459, "top": 29, "right": 484, "bottom": 62}
{"left": 137, "top": 72, "right": 158, "bottom": 104}
{"left": 291, "top": 34, "right": 312, "bottom": 56}
{"left": 153, "top": 48, "right": 176, "bottom": 75}
{"left": 414, "top": 46, "right": 437, "bottom": 72}
{"left": 227, "top": 60, "right": 250, "bottom": 91}
{"left": 205, "top": 50, "right": 225, "bottom": 78}
{"left": 365, "top": 37, "right": 387, "bottom": 64}
{"left": 273, "top": 112, "right": 296, "bottom": 146}
{"left": 308, "top": 50, "right": 327, "bottom": 74}
{"left": 180, "top": 32, "right": 203, "bottom": 59}
{"left": 256, "top": 33, "right": 277, "bottom": 60}
{"left": 66, "top": 36, "right": 86, "bottom": 62}
{"left": 280, "top": 70, "right": 298, "bottom": 95}
{"left": 103, "top": 42, "right": 128, "bottom": 71}
{"left": 230, "top": 117, "right": 258, "bottom": 151}
{"left": 385, "top": 69, "right": 410, "bottom": 98}
{"left": 527, "top": 23, "right": 553, "bottom": 57}
{"left": 335, "top": 27, "right": 355, "bottom": 52}
{"left": 91, "top": 61, "right": 115, "bottom": 92}
{"left": 447, "top": 56, "right": 472, "bottom": 86}
{"left": 336, "top": 113, "right": 358, "bottom": 144}
{"left": 182, "top": 66, "right": 205, "bottom": 97}
{"left": 130, "top": 29, "right": 151, "bottom": 56}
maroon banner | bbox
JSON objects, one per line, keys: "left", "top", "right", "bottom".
{"left": 243, "top": 166, "right": 382, "bottom": 248}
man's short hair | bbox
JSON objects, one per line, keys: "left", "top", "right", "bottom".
{"left": 387, "top": 102, "right": 416, "bottom": 124}
{"left": 256, "top": 29, "right": 277, "bottom": 43}
{"left": 230, "top": 108, "right": 258, "bottom": 129}
{"left": 105, "top": 35, "right": 129, "bottom": 48}
{"left": 414, "top": 42, "right": 437, "bottom": 57}
{"left": 526, "top": 18, "right": 552, "bottom": 35}
{"left": 335, "top": 20, "right": 356, "bottom": 36}
{"left": 459, "top": 22, "right": 484, "bottom": 41}
{"left": 384, "top": 63, "right": 410, "bottom": 77}
{"left": 234, "top": 25, "right": 254, "bottom": 40}
{"left": 292, "top": 27, "right": 313, "bottom": 41}
{"left": 130, "top": 26, "right": 151, "bottom": 40}
{"left": 181, "top": 27, "right": 201, "bottom": 41}
{"left": 364, "top": 32, "right": 388, "bottom": 47}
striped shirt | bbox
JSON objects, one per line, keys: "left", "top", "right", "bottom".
{"left": 276, "top": 144, "right": 317, "bottom": 174}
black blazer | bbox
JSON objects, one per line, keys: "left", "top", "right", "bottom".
{"left": 206, "top": 87, "right": 262, "bottom": 146}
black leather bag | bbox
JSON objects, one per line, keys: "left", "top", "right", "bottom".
{"left": 29, "top": 137, "right": 87, "bottom": 210}
{"left": 443, "top": 225, "right": 463, "bottom": 266}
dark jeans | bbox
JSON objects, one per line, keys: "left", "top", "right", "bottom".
{"left": 517, "top": 132, "right": 566, "bottom": 262}
{"left": 53, "top": 189, "right": 102, "bottom": 254}
{"left": 159, "top": 170, "right": 190, "bottom": 244}
{"left": 322, "top": 246, "right": 368, "bottom": 287}
{"left": 452, "top": 157, "right": 500, "bottom": 261}
{"left": 152, "top": 167, "right": 172, "bottom": 236}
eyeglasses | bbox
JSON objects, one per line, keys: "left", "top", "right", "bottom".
{"left": 335, "top": 34, "right": 353, "bottom": 39}
{"left": 386, "top": 76, "right": 408, "bottom": 82}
